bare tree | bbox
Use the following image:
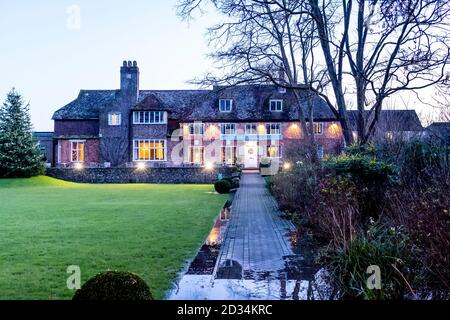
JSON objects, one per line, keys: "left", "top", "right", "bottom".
{"left": 100, "top": 136, "right": 129, "bottom": 167}
{"left": 179, "top": 0, "right": 331, "bottom": 161}
{"left": 179, "top": 0, "right": 450, "bottom": 144}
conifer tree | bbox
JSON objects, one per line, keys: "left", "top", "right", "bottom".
{"left": 0, "top": 88, "right": 44, "bottom": 177}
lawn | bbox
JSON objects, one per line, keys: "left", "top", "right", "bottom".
{"left": 0, "top": 176, "right": 227, "bottom": 299}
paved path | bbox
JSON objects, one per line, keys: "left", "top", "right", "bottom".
{"left": 167, "top": 173, "right": 332, "bottom": 300}
{"left": 215, "top": 173, "right": 295, "bottom": 278}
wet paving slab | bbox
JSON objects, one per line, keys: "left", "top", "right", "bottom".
{"left": 167, "top": 173, "right": 335, "bottom": 300}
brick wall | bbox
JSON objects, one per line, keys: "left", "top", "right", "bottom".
{"left": 56, "top": 139, "right": 100, "bottom": 165}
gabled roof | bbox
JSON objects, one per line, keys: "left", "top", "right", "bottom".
{"left": 52, "top": 85, "right": 336, "bottom": 122}
{"left": 347, "top": 110, "right": 423, "bottom": 132}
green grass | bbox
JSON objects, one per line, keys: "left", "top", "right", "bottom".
{"left": 0, "top": 176, "right": 227, "bottom": 300}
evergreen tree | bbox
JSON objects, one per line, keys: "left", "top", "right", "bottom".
{"left": 0, "top": 88, "right": 44, "bottom": 177}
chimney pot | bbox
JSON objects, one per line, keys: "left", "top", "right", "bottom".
{"left": 133, "top": 61, "right": 137, "bottom": 67}
{"left": 123, "top": 60, "right": 127, "bottom": 67}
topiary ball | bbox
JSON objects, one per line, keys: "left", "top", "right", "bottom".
{"left": 214, "top": 179, "right": 232, "bottom": 194}
{"left": 72, "top": 271, "right": 153, "bottom": 300}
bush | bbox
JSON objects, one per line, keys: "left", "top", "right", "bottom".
{"left": 214, "top": 179, "right": 231, "bottom": 194}
{"left": 326, "top": 223, "right": 410, "bottom": 300}
{"left": 72, "top": 271, "right": 153, "bottom": 300}
{"left": 322, "top": 153, "right": 397, "bottom": 221}
{"left": 384, "top": 182, "right": 450, "bottom": 299}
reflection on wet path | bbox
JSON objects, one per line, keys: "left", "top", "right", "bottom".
{"left": 168, "top": 174, "right": 334, "bottom": 300}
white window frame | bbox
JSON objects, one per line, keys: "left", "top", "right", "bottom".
{"left": 108, "top": 112, "right": 122, "bottom": 126}
{"left": 221, "top": 146, "right": 236, "bottom": 165}
{"left": 189, "top": 146, "right": 205, "bottom": 165}
{"left": 70, "top": 140, "right": 85, "bottom": 163}
{"left": 265, "top": 123, "right": 281, "bottom": 135}
{"left": 269, "top": 99, "right": 283, "bottom": 112}
{"left": 219, "top": 99, "right": 233, "bottom": 112}
{"left": 133, "top": 139, "right": 167, "bottom": 161}
{"left": 220, "top": 123, "right": 236, "bottom": 135}
{"left": 133, "top": 111, "right": 167, "bottom": 124}
{"left": 245, "top": 123, "right": 257, "bottom": 135}
{"left": 188, "top": 123, "right": 205, "bottom": 135}
{"left": 313, "top": 122, "right": 324, "bottom": 135}
{"left": 57, "top": 141, "right": 62, "bottom": 164}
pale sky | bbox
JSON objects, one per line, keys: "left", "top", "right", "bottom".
{"left": 0, "top": 0, "right": 219, "bottom": 131}
{"left": 0, "top": 1, "right": 443, "bottom": 131}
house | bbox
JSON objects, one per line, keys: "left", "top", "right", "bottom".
{"left": 424, "top": 122, "right": 450, "bottom": 147}
{"left": 347, "top": 110, "right": 423, "bottom": 142}
{"left": 33, "top": 131, "right": 54, "bottom": 166}
{"left": 51, "top": 61, "right": 344, "bottom": 169}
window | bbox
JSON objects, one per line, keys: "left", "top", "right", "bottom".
{"left": 220, "top": 123, "right": 236, "bottom": 135}
{"left": 108, "top": 112, "right": 122, "bottom": 126}
{"left": 269, "top": 99, "right": 283, "bottom": 112}
{"left": 133, "top": 140, "right": 166, "bottom": 161}
{"left": 266, "top": 144, "right": 281, "bottom": 158}
{"left": 188, "top": 123, "right": 205, "bottom": 135}
{"left": 133, "top": 111, "right": 166, "bottom": 124}
{"left": 219, "top": 99, "right": 233, "bottom": 112}
{"left": 313, "top": 122, "right": 323, "bottom": 135}
{"left": 71, "top": 141, "right": 85, "bottom": 162}
{"left": 221, "top": 146, "right": 236, "bottom": 165}
{"left": 189, "top": 146, "right": 204, "bottom": 164}
{"left": 317, "top": 144, "right": 324, "bottom": 159}
{"left": 245, "top": 123, "right": 257, "bottom": 135}
{"left": 265, "top": 123, "right": 281, "bottom": 135}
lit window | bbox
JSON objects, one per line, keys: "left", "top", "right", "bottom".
{"left": 71, "top": 141, "right": 85, "bottom": 162}
{"left": 133, "top": 111, "right": 166, "bottom": 124}
{"left": 266, "top": 144, "right": 281, "bottom": 158}
{"left": 133, "top": 140, "right": 166, "bottom": 161}
{"left": 188, "top": 123, "right": 205, "bottom": 135}
{"left": 265, "top": 123, "right": 281, "bottom": 135}
{"left": 219, "top": 99, "right": 233, "bottom": 112}
{"left": 189, "top": 146, "right": 204, "bottom": 165}
{"left": 269, "top": 100, "right": 283, "bottom": 112}
{"left": 108, "top": 112, "right": 121, "bottom": 126}
{"left": 220, "top": 123, "right": 236, "bottom": 135}
{"left": 313, "top": 122, "right": 323, "bottom": 135}
{"left": 221, "top": 146, "right": 236, "bottom": 165}
{"left": 245, "top": 123, "right": 257, "bottom": 135}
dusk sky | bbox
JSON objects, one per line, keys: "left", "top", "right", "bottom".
{"left": 0, "top": 0, "right": 218, "bottom": 131}
{"left": 0, "top": 1, "right": 439, "bottom": 131}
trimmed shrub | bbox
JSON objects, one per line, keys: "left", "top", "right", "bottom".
{"left": 214, "top": 179, "right": 231, "bottom": 194}
{"left": 72, "top": 271, "right": 153, "bottom": 300}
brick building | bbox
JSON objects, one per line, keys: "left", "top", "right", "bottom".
{"left": 51, "top": 60, "right": 346, "bottom": 169}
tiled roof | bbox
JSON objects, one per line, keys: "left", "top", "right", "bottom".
{"left": 347, "top": 110, "right": 423, "bottom": 132}
{"left": 52, "top": 90, "right": 118, "bottom": 120}
{"left": 426, "top": 122, "right": 450, "bottom": 142}
{"left": 52, "top": 85, "right": 336, "bottom": 121}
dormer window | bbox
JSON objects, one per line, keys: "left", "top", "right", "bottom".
{"left": 219, "top": 99, "right": 233, "bottom": 112}
{"left": 108, "top": 112, "right": 122, "bottom": 126}
{"left": 269, "top": 99, "right": 283, "bottom": 112}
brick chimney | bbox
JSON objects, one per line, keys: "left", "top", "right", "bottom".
{"left": 120, "top": 60, "right": 139, "bottom": 103}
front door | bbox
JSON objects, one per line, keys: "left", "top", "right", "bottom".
{"left": 244, "top": 142, "right": 258, "bottom": 168}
